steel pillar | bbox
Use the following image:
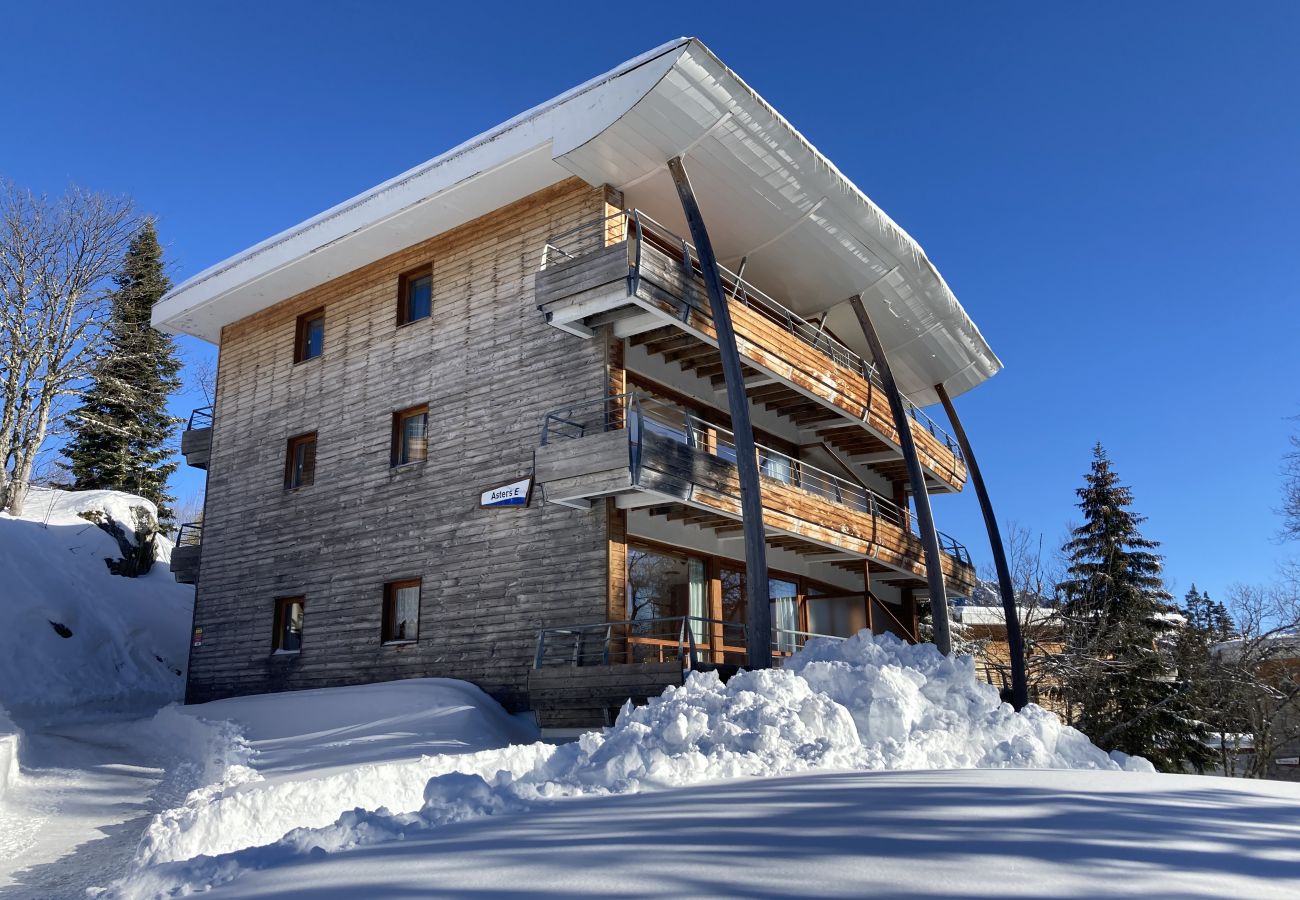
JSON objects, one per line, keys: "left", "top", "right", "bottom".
{"left": 847, "top": 295, "right": 952, "bottom": 655}
{"left": 936, "top": 382, "right": 1029, "bottom": 709}
{"left": 667, "top": 156, "right": 772, "bottom": 669}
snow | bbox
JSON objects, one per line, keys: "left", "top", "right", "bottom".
{"left": 4, "top": 496, "right": 1294, "bottom": 899}
{"left": 0, "top": 487, "right": 194, "bottom": 716}
{"left": 132, "top": 679, "right": 543, "bottom": 866}
{"left": 106, "top": 633, "right": 1172, "bottom": 898}
{"left": 203, "top": 768, "right": 1300, "bottom": 899}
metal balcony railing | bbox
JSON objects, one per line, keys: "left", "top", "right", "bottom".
{"left": 533, "top": 615, "right": 843, "bottom": 669}
{"left": 539, "top": 391, "right": 972, "bottom": 568}
{"left": 176, "top": 522, "right": 203, "bottom": 547}
{"left": 540, "top": 210, "right": 963, "bottom": 462}
{"left": 187, "top": 406, "right": 213, "bottom": 430}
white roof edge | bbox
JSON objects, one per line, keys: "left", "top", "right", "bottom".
{"left": 680, "top": 41, "right": 1002, "bottom": 393}
{"left": 154, "top": 37, "right": 691, "bottom": 332}
{"left": 156, "top": 37, "right": 1000, "bottom": 404}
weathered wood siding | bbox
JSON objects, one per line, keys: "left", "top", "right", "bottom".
{"left": 188, "top": 179, "right": 617, "bottom": 709}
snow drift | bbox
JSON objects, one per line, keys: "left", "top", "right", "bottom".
{"left": 133, "top": 679, "right": 543, "bottom": 866}
{"left": 111, "top": 632, "right": 1152, "bottom": 899}
{"left": 0, "top": 488, "right": 194, "bottom": 716}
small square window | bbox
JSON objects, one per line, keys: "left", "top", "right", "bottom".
{"left": 294, "top": 309, "right": 325, "bottom": 362}
{"left": 397, "top": 266, "right": 433, "bottom": 326}
{"left": 391, "top": 405, "right": 429, "bottom": 467}
{"left": 273, "top": 596, "right": 305, "bottom": 652}
{"left": 382, "top": 579, "right": 421, "bottom": 643}
{"left": 285, "top": 432, "right": 317, "bottom": 489}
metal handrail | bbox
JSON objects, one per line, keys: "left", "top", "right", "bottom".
{"left": 187, "top": 406, "right": 213, "bottom": 430}
{"left": 176, "top": 522, "right": 203, "bottom": 547}
{"left": 533, "top": 615, "right": 844, "bottom": 670}
{"left": 540, "top": 211, "right": 963, "bottom": 461}
{"left": 538, "top": 390, "right": 972, "bottom": 566}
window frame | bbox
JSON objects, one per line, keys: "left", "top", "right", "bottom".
{"left": 272, "top": 596, "right": 305, "bottom": 654}
{"left": 396, "top": 264, "right": 433, "bottom": 327}
{"left": 390, "top": 404, "right": 430, "bottom": 467}
{"left": 294, "top": 308, "right": 325, "bottom": 363}
{"left": 381, "top": 578, "right": 422, "bottom": 645}
{"left": 284, "top": 431, "right": 318, "bottom": 490}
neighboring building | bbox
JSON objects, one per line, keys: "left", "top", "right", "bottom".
{"left": 157, "top": 38, "right": 1001, "bottom": 723}
{"left": 955, "top": 602, "right": 1062, "bottom": 708}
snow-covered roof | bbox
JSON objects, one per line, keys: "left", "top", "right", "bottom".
{"left": 153, "top": 38, "right": 1001, "bottom": 404}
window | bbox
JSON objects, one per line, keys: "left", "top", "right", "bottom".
{"left": 382, "top": 579, "right": 421, "bottom": 643}
{"left": 391, "top": 405, "right": 429, "bottom": 466}
{"left": 285, "top": 432, "right": 317, "bottom": 489}
{"left": 272, "top": 597, "right": 305, "bottom": 653}
{"left": 397, "top": 265, "right": 433, "bottom": 325}
{"left": 294, "top": 308, "right": 325, "bottom": 362}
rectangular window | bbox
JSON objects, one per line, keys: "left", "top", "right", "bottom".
{"left": 382, "top": 579, "right": 421, "bottom": 643}
{"left": 285, "top": 432, "right": 317, "bottom": 489}
{"left": 272, "top": 596, "right": 305, "bottom": 653}
{"left": 391, "top": 405, "right": 429, "bottom": 466}
{"left": 294, "top": 308, "right": 325, "bottom": 362}
{"left": 397, "top": 265, "right": 433, "bottom": 325}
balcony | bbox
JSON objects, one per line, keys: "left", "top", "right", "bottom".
{"left": 534, "top": 393, "right": 975, "bottom": 596}
{"left": 181, "top": 406, "right": 213, "bottom": 470}
{"left": 536, "top": 211, "right": 967, "bottom": 493}
{"left": 170, "top": 522, "right": 202, "bottom": 585}
{"left": 528, "top": 616, "right": 845, "bottom": 729}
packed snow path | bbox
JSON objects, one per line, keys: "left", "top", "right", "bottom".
{"left": 0, "top": 715, "right": 176, "bottom": 899}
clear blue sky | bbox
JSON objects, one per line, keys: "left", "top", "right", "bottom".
{"left": 3, "top": 2, "right": 1296, "bottom": 602}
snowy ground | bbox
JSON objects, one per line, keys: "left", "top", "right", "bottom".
{"left": 4, "top": 489, "right": 1300, "bottom": 898}
{"left": 0, "top": 489, "right": 198, "bottom": 897}
{"left": 0, "top": 715, "right": 202, "bottom": 898}
{"left": 201, "top": 768, "right": 1300, "bottom": 899}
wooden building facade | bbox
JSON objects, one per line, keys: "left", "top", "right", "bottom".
{"left": 158, "top": 39, "right": 1001, "bottom": 719}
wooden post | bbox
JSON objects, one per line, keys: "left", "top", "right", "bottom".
{"left": 935, "top": 382, "right": 1029, "bottom": 710}
{"left": 667, "top": 156, "right": 772, "bottom": 669}
{"left": 847, "top": 295, "right": 952, "bottom": 655}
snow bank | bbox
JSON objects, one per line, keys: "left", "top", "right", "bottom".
{"left": 107, "top": 634, "right": 1156, "bottom": 899}
{"left": 133, "top": 678, "right": 543, "bottom": 866}
{"left": 0, "top": 488, "right": 194, "bottom": 715}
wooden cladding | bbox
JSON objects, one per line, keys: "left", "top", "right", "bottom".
{"left": 187, "top": 179, "right": 623, "bottom": 707}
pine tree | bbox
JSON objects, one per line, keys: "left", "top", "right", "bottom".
{"left": 62, "top": 220, "right": 182, "bottom": 522}
{"left": 1055, "top": 444, "right": 1213, "bottom": 772}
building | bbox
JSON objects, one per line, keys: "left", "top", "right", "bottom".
{"left": 157, "top": 38, "right": 1002, "bottom": 724}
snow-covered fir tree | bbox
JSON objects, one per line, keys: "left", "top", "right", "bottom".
{"left": 1054, "top": 443, "right": 1213, "bottom": 772}
{"left": 61, "top": 220, "right": 182, "bottom": 522}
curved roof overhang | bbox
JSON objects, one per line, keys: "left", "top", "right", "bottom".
{"left": 154, "top": 38, "right": 1000, "bottom": 404}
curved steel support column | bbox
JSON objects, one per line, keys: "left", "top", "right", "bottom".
{"left": 935, "top": 382, "right": 1029, "bottom": 709}
{"left": 667, "top": 156, "right": 772, "bottom": 669}
{"left": 847, "top": 295, "right": 952, "bottom": 655}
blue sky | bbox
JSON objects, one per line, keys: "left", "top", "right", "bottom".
{"left": 3, "top": 2, "right": 1296, "bottom": 603}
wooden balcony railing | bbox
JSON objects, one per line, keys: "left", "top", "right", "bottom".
{"left": 535, "top": 392, "right": 975, "bottom": 594}
{"left": 537, "top": 211, "right": 967, "bottom": 492}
